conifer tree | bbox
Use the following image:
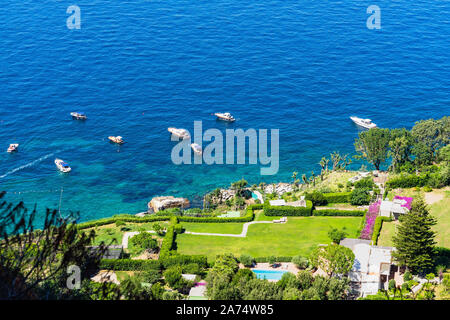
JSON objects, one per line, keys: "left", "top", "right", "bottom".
{"left": 392, "top": 197, "right": 437, "bottom": 274}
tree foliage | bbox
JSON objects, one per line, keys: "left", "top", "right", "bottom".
{"left": 392, "top": 197, "right": 437, "bottom": 274}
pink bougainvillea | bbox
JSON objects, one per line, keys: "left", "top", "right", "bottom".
{"left": 393, "top": 196, "right": 413, "bottom": 210}
{"left": 359, "top": 200, "right": 380, "bottom": 240}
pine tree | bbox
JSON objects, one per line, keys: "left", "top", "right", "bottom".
{"left": 392, "top": 197, "right": 437, "bottom": 274}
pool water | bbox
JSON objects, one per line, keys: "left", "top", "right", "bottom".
{"left": 252, "top": 269, "right": 289, "bottom": 281}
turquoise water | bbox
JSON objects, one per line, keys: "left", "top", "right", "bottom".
{"left": 0, "top": 1, "right": 449, "bottom": 226}
{"left": 252, "top": 269, "right": 289, "bottom": 281}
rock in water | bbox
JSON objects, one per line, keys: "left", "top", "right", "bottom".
{"left": 148, "top": 196, "right": 190, "bottom": 212}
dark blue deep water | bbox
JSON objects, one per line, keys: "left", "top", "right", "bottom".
{"left": 1, "top": 1, "right": 449, "bottom": 224}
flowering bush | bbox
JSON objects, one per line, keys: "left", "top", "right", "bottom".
{"left": 360, "top": 201, "right": 380, "bottom": 240}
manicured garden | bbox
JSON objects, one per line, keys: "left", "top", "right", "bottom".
{"left": 176, "top": 215, "right": 362, "bottom": 261}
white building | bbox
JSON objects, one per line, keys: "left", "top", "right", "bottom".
{"left": 340, "top": 238, "right": 394, "bottom": 297}
{"left": 379, "top": 197, "right": 411, "bottom": 219}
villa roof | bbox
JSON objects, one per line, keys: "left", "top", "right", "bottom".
{"left": 339, "top": 238, "right": 371, "bottom": 251}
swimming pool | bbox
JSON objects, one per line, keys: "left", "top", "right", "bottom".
{"left": 252, "top": 269, "right": 289, "bottom": 281}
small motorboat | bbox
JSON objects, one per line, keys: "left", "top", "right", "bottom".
{"left": 191, "top": 143, "right": 202, "bottom": 155}
{"left": 70, "top": 112, "right": 87, "bottom": 120}
{"left": 214, "top": 112, "right": 235, "bottom": 122}
{"left": 168, "top": 127, "right": 190, "bottom": 140}
{"left": 7, "top": 144, "right": 19, "bottom": 153}
{"left": 350, "top": 116, "right": 377, "bottom": 129}
{"left": 55, "top": 158, "right": 71, "bottom": 173}
{"left": 108, "top": 136, "right": 124, "bottom": 144}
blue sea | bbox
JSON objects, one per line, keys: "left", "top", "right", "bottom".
{"left": 1, "top": 1, "right": 449, "bottom": 225}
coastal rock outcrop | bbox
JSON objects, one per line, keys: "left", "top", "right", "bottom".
{"left": 263, "top": 183, "right": 293, "bottom": 196}
{"left": 148, "top": 196, "right": 190, "bottom": 213}
{"left": 207, "top": 189, "right": 236, "bottom": 204}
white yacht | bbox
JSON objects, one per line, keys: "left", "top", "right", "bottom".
{"left": 214, "top": 112, "right": 235, "bottom": 122}
{"left": 350, "top": 116, "right": 377, "bottom": 129}
{"left": 7, "top": 143, "right": 19, "bottom": 153}
{"left": 55, "top": 158, "right": 71, "bottom": 173}
{"left": 191, "top": 143, "right": 202, "bottom": 155}
{"left": 108, "top": 136, "right": 124, "bottom": 144}
{"left": 168, "top": 127, "right": 190, "bottom": 140}
{"left": 70, "top": 112, "right": 87, "bottom": 120}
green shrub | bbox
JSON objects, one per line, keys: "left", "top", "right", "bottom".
{"left": 323, "top": 192, "right": 352, "bottom": 203}
{"left": 291, "top": 255, "right": 309, "bottom": 269}
{"left": 263, "top": 201, "right": 313, "bottom": 216}
{"left": 239, "top": 254, "right": 255, "bottom": 267}
{"left": 403, "top": 271, "right": 412, "bottom": 282}
{"left": 371, "top": 216, "right": 392, "bottom": 245}
{"left": 304, "top": 192, "right": 327, "bottom": 206}
{"left": 99, "top": 259, "right": 160, "bottom": 271}
{"left": 181, "top": 263, "right": 202, "bottom": 275}
{"left": 312, "top": 209, "right": 365, "bottom": 216}
{"left": 161, "top": 255, "right": 208, "bottom": 269}
{"left": 328, "top": 227, "right": 348, "bottom": 244}
{"left": 354, "top": 177, "right": 375, "bottom": 190}
{"left": 423, "top": 186, "right": 433, "bottom": 192}
{"left": 174, "top": 223, "right": 183, "bottom": 234}
{"left": 129, "top": 232, "right": 158, "bottom": 252}
{"left": 350, "top": 188, "right": 370, "bottom": 205}
{"left": 115, "top": 220, "right": 126, "bottom": 227}
{"left": 163, "top": 266, "right": 183, "bottom": 288}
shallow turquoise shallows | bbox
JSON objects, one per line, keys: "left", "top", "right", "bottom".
{"left": 252, "top": 269, "right": 289, "bottom": 281}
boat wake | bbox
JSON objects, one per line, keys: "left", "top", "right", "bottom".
{"left": 0, "top": 152, "right": 55, "bottom": 179}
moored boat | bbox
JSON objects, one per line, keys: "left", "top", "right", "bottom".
{"left": 108, "top": 136, "right": 124, "bottom": 144}
{"left": 70, "top": 112, "right": 87, "bottom": 120}
{"left": 168, "top": 127, "right": 190, "bottom": 139}
{"left": 350, "top": 116, "right": 377, "bottom": 129}
{"left": 55, "top": 158, "right": 71, "bottom": 173}
{"left": 214, "top": 112, "right": 235, "bottom": 122}
{"left": 7, "top": 144, "right": 19, "bottom": 153}
{"left": 191, "top": 143, "right": 202, "bottom": 155}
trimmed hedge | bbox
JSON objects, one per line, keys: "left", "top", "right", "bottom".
{"left": 161, "top": 255, "right": 208, "bottom": 269}
{"left": 263, "top": 201, "right": 313, "bottom": 216}
{"left": 77, "top": 214, "right": 170, "bottom": 230}
{"left": 177, "top": 204, "right": 262, "bottom": 223}
{"left": 99, "top": 259, "right": 160, "bottom": 271}
{"left": 312, "top": 209, "right": 366, "bottom": 216}
{"left": 323, "top": 192, "right": 352, "bottom": 203}
{"left": 372, "top": 216, "right": 392, "bottom": 245}
{"left": 255, "top": 256, "right": 293, "bottom": 263}
{"left": 385, "top": 173, "right": 431, "bottom": 189}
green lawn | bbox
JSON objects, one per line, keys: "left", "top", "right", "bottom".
{"left": 87, "top": 221, "right": 168, "bottom": 245}
{"left": 182, "top": 222, "right": 244, "bottom": 234}
{"left": 176, "top": 216, "right": 362, "bottom": 260}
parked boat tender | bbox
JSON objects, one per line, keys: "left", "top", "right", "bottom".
{"left": 70, "top": 112, "right": 87, "bottom": 120}
{"left": 7, "top": 144, "right": 19, "bottom": 153}
{"left": 168, "top": 127, "right": 190, "bottom": 140}
{"left": 191, "top": 143, "right": 202, "bottom": 155}
{"left": 108, "top": 136, "right": 124, "bottom": 144}
{"left": 55, "top": 158, "right": 71, "bottom": 173}
{"left": 350, "top": 116, "right": 377, "bottom": 129}
{"left": 214, "top": 112, "right": 235, "bottom": 122}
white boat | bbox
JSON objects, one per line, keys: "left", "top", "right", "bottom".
{"left": 168, "top": 127, "right": 190, "bottom": 140}
{"left": 191, "top": 143, "right": 202, "bottom": 155}
{"left": 350, "top": 116, "right": 377, "bottom": 129}
{"left": 7, "top": 144, "right": 19, "bottom": 153}
{"left": 108, "top": 136, "right": 124, "bottom": 144}
{"left": 55, "top": 158, "right": 71, "bottom": 173}
{"left": 214, "top": 112, "right": 235, "bottom": 122}
{"left": 70, "top": 112, "right": 87, "bottom": 120}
